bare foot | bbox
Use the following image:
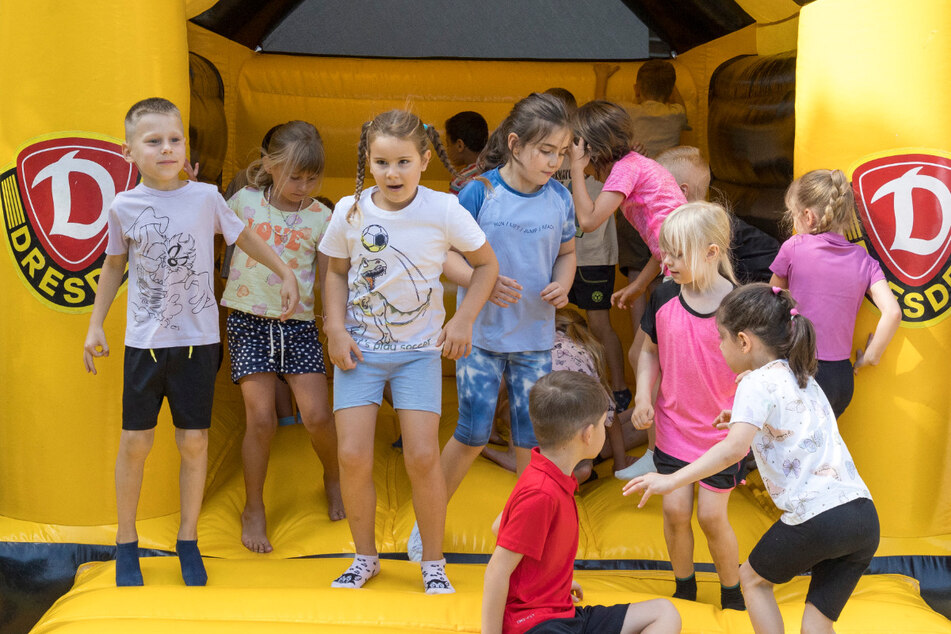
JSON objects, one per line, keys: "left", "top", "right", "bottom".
{"left": 324, "top": 475, "right": 346, "bottom": 521}
{"left": 241, "top": 506, "right": 273, "bottom": 553}
{"left": 481, "top": 446, "right": 516, "bottom": 473}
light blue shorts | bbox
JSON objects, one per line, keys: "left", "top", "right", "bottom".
{"left": 454, "top": 346, "right": 551, "bottom": 449}
{"left": 332, "top": 350, "right": 442, "bottom": 414}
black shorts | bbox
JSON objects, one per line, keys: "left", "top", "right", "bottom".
{"left": 654, "top": 446, "right": 744, "bottom": 491}
{"left": 815, "top": 359, "right": 854, "bottom": 419}
{"left": 122, "top": 344, "right": 219, "bottom": 431}
{"left": 568, "top": 265, "right": 616, "bottom": 310}
{"left": 227, "top": 311, "right": 326, "bottom": 384}
{"left": 525, "top": 604, "right": 628, "bottom": 634}
{"left": 748, "top": 497, "right": 879, "bottom": 622}
{"left": 616, "top": 211, "right": 653, "bottom": 277}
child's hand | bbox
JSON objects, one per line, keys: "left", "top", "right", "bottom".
{"left": 611, "top": 280, "right": 645, "bottom": 310}
{"left": 623, "top": 472, "right": 675, "bottom": 507}
{"left": 540, "top": 281, "right": 569, "bottom": 308}
{"left": 327, "top": 329, "right": 363, "bottom": 370}
{"left": 570, "top": 138, "right": 590, "bottom": 172}
{"left": 490, "top": 275, "right": 522, "bottom": 307}
{"left": 714, "top": 409, "right": 732, "bottom": 430}
{"left": 437, "top": 314, "right": 473, "bottom": 360}
{"left": 183, "top": 160, "right": 199, "bottom": 182}
{"left": 734, "top": 370, "right": 751, "bottom": 383}
{"left": 570, "top": 580, "right": 584, "bottom": 604}
{"left": 593, "top": 62, "right": 620, "bottom": 81}
{"left": 83, "top": 326, "right": 109, "bottom": 375}
{"left": 278, "top": 276, "right": 300, "bottom": 321}
{"left": 631, "top": 400, "right": 654, "bottom": 430}
{"left": 853, "top": 333, "right": 876, "bottom": 374}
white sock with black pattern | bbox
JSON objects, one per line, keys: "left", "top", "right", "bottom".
{"left": 331, "top": 554, "right": 379, "bottom": 589}
{"left": 421, "top": 558, "right": 454, "bottom": 595}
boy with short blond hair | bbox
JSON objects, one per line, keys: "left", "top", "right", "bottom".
{"left": 83, "top": 97, "right": 299, "bottom": 586}
{"left": 482, "top": 371, "right": 681, "bottom": 634}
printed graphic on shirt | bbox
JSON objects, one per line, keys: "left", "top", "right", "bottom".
{"left": 349, "top": 224, "right": 433, "bottom": 348}
{"left": 850, "top": 149, "right": 951, "bottom": 327}
{"left": 1, "top": 134, "right": 137, "bottom": 312}
{"left": 129, "top": 206, "right": 215, "bottom": 329}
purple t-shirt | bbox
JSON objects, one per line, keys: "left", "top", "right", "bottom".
{"left": 601, "top": 151, "right": 686, "bottom": 260}
{"left": 770, "top": 233, "right": 885, "bottom": 361}
{"left": 641, "top": 281, "right": 737, "bottom": 464}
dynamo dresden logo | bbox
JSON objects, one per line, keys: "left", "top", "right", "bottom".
{"left": 851, "top": 151, "right": 951, "bottom": 327}
{"left": 1, "top": 135, "right": 137, "bottom": 312}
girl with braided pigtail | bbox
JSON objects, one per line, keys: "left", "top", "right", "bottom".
{"left": 627, "top": 283, "right": 880, "bottom": 634}
{"left": 769, "top": 169, "right": 900, "bottom": 418}
{"left": 319, "top": 109, "right": 499, "bottom": 593}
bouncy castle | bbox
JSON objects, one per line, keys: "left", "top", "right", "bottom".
{"left": 1, "top": 0, "right": 950, "bottom": 631}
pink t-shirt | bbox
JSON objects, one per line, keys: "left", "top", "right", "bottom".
{"left": 641, "top": 281, "right": 737, "bottom": 462}
{"left": 770, "top": 233, "right": 885, "bottom": 361}
{"left": 601, "top": 151, "right": 686, "bottom": 260}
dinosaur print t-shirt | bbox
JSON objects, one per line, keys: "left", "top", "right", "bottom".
{"left": 106, "top": 181, "right": 245, "bottom": 348}
{"left": 319, "top": 186, "right": 486, "bottom": 352}
{"left": 730, "top": 359, "right": 872, "bottom": 526}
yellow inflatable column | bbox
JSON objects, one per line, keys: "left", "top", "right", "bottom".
{"left": 796, "top": 0, "right": 951, "bottom": 538}
{"left": 0, "top": 1, "right": 190, "bottom": 524}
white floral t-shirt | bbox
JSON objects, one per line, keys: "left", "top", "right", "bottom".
{"left": 730, "top": 360, "right": 872, "bottom": 525}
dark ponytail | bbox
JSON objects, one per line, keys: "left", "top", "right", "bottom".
{"left": 717, "top": 283, "right": 817, "bottom": 388}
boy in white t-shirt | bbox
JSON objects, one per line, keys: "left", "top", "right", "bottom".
{"left": 83, "top": 98, "right": 299, "bottom": 587}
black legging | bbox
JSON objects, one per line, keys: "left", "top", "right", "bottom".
{"left": 815, "top": 359, "right": 854, "bottom": 419}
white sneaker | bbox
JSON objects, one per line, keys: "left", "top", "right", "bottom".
{"left": 614, "top": 450, "right": 656, "bottom": 481}
{"left": 407, "top": 522, "right": 423, "bottom": 563}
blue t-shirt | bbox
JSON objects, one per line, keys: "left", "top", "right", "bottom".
{"left": 457, "top": 167, "right": 575, "bottom": 352}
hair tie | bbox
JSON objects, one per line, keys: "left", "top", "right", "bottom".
{"left": 422, "top": 123, "right": 429, "bottom": 130}
{"left": 771, "top": 286, "right": 782, "bottom": 295}
{"left": 790, "top": 308, "right": 799, "bottom": 320}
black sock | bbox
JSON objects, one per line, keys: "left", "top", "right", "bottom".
{"left": 721, "top": 582, "right": 746, "bottom": 611}
{"left": 115, "top": 540, "right": 143, "bottom": 586}
{"left": 673, "top": 573, "right": 697, "bottom": 601}
{"left": 176, "top": 539, "right": 207, "bottom": 586}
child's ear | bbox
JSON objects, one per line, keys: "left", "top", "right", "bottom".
{"left": 262, "top": 154, "right": 273, "bottom": 174}
{"left": 454, "top": 138, "right": 466, "bottom": 153}
{"left": 121, "top": 143, "right": 133, "bottom": 164}
{"left": 736, "top": 331, "right": 753, "bottom": 353}
{"left": 420, "top": 148, "right": 432, "bottom": 171}
{"left": 507, "top": 132, "right": 520, "bottom": 156}
{"left": 580, "top": 424, "right": 594, "bottom": 445}
{"left": 706, "top": 243, "right": 720, "bottom": 262}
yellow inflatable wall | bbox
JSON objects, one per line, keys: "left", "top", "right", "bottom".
{"left": 2, "top": 0, "right": 950, "bottom": 632}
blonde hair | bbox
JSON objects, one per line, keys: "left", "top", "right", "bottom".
{"left": 555, "top": 308, "right": 611, "bottom": 398}
{"left": 656, "top": 146, "right": 710, "bottom": 199}
{"left": 348, "top": 109, "right": 457, "bottom": 224}
{"left": 660, "top": 201, "right": 736, "bottom": 290}
{"left": 246, "top": 121, "right": 324, "bottom": 192}
{"left": 124, "top": 97, "right": 181, "bottom": 138}
{"left": 785, "top": 168, "right": 856, "bottom": 235}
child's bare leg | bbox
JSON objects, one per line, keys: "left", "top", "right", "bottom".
{"left": 697, "top": 487, "right": 740, "bottom": 586}
{"left": 607, "top": 416, "right": 636, "bottom": 469}
{"left": 115, "top": 429, "right": 154, "bottom": 543}
{"left": 440, "top": 437, "right": 486, "bottom": 500}
{"left": 399, "top": 409, "right": 447, "bottom": 561}
{"left": 481, "top": 434, "right": 517, "bottom": 473}
{"left": 587, "top": 309, "right": 627, "bottom": 393}
{"left": 335, "top": 405, "right": 379, "bottom": 555}
{"left": 287, "top": 372, "right": 344, "bottom": 521}
{"left": 620, "top": 598, "right": 682, "bottom": 633}
{"left": 238, "top": 373, "right": 278, "bottom": 552}
{"left": 739, "top": 562, "right": 783, "bottom": 633}
{"left": 176, "top": 428, "right": 209, "bottom": 585}
{"left": 801, "top": 602, "right": 835, "bottom": 634}
{"left": 115, "top": 428, "right": 153, "bottom": 585}
{"left": 274, "top": 377, "right": 295, "bottom": 423}
{"left": 662, "top": 486, "right": 697, "bottom": 599}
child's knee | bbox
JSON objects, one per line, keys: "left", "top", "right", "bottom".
{"left": 662, "top": 499, "right": 693, "bottom": 526}
{"left": 337, "top": 442, "right": 372, "bottom": 471}
{"left": 739, "top": 561, "right": 769, "bottom": 591}
{"left": 299, "top": 408, "right": 332, "bottom": 436}
{"left": 177, "top": 429, "right": 208, "bottom": 459}
{"left": 119, "top": 429, "right": 154, "bottom": 459}
{"left": 696, "top": 503, "right": 731, "bottom": 534}
{"left": 403, "top": 443, "right": 440, "bottom": 475}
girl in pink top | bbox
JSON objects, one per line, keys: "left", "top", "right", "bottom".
{"left": 569, "top": 100, "right": 687, "bottom": 308}
{"left": 770, "top": 169, "right": 901, "bottom": 417}
{"left": 630, "top": 202, "right": 746, "bottom": 611}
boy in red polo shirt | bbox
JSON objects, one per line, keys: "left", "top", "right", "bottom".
{"left": 482, "top": 371, "right": 681, "bottom": 634}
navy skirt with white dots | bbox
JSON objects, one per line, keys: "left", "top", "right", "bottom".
{"left": 226, "top": 311, "right": 326, "bottom": 384}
